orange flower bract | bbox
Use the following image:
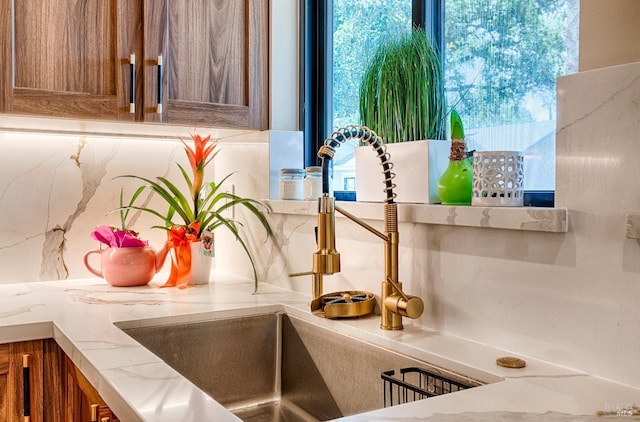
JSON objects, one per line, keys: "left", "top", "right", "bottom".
{"left": 180, "top": 134, "right": 219, "bottom": 200}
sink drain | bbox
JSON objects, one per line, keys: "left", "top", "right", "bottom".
{"left": 310, "top": 290, "right": 376, "bottom": 319}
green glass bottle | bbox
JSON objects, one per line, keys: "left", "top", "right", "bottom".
{"left": 437, "top": 111, "right": 472, "bottom": 205}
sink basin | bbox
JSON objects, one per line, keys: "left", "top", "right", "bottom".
{"left": 119, "top": 311, "right": 483, "bottom": 421}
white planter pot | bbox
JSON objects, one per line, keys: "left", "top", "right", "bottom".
{"left": 355, "top": 140, "right": 450, "bottom": 204}
{"left": 472, "top": 150, "right": 524, "bottom": 207}
{"left": 189, "top": 241, "right": 213, "bottom": 285}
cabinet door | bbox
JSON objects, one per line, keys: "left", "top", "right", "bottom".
{"left": 144, "top": 0, "right": 269, "bottom": 129}
{"left": 0, "top": 0, "right": 141, "bottom": 121}
{"left": 0, "top": 344, "right": 8, "bottom": 421}
{"left": 44, "top": 340, "right": 119, "bottom": 422}
{"left": 66, "top": 357, "right": 120, "bottom": 421}
{"left": 0, "top": 341, "right": 43, "bottom": 422}
{"left": 43, "top": 339, "right": 67, "bottom": 422}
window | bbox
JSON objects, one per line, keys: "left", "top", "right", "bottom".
{"left": 331, "top": 0, "right": 414, "bottom": 192}
{"left": 444, "top": 0, "right": 579, "bottom": 191}
{"left": 303, "top": 0, "right": 579, "bottom": 197}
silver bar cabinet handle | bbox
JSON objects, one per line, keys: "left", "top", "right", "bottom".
{"left": 157, "top": 55, "right": 163, "bottom": 114}
{"left": 129, "top": 54, "right": 136, "bottom": 113}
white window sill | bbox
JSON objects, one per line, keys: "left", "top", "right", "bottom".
{"left": 265, "top": 200, "right": 568, "bottom": 233}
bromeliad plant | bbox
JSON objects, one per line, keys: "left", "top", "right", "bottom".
{"left": 119, "top": 133, "right": 272, "bottom": 290}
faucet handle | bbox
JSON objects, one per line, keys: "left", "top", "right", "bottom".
{"left": 288, "top": 270, "right": 324, "bottom": 299}
{"left": 384, "top": 294, "right": 424, "bottom": 319}
{"left": 289, "top": 270, "right": 314, "bottom": 278}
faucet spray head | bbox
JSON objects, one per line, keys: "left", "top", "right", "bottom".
{"left": 313, "top": 194, "right": 341, "bottom": 274}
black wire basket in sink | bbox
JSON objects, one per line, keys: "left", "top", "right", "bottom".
{"left": 381, "top": 367, "right": 478, "bottom": 407}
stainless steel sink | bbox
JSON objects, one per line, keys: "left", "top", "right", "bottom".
{"left": 120, "top": 311, "right": 483, "bottom": 421}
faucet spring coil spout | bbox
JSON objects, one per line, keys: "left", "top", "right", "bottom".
{"left": 317, "top": 145, "right": 335, "bottom": 160}
{"left": 302, "top": 124, "right": 424, "bottom": 330}
{"left": 318, "top": 125, "right": 397, "bottom": 203}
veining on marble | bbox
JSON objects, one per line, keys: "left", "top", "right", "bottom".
{"left": 0, "top": 132, "right": 188, "bottom": 283}
{"left": 40, "top": 137, "right": 118, "bottom": 279}
{"left": 0, "top": 303, "right": 45, "bottom": 318}
{"left": 625, "top": 212, "right": 640, "bottom": 239}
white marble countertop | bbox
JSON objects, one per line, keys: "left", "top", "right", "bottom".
{"left": 0, "top": 274, "right": 637, "bottom": 421}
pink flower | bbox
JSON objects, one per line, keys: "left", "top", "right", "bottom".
{"left": 90, "top": 225, "right": 148, "bottom": 248}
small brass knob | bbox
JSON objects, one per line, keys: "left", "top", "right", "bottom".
{"left": 384, "top": 294, "right": 424, "bottom": 319}
{"left": 496, "top": 356, "right": 526, "bottom": 368}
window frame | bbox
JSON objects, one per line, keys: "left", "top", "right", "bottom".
{"left": 301, "top": 0, "right": 555, "bottom": 206}
{"left": 301, "top": 0, "right": 439, "bottom": 165}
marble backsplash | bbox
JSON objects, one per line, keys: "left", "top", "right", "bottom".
{"left": 0, "top": 128, "right": 270, "bottom": 284}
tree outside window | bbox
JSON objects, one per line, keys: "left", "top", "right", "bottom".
{"left": 330, "top": 0, "right": 579, "bottom": 193}
{"left": 445, "top": 0, "right": 579, "bottom": 190}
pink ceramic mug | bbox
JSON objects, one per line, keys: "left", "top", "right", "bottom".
{"left": 83, "top": 246, "right": 168, "bottom": 287}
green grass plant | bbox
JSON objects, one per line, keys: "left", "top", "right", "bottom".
{"left": 359, "top": 27, "right": 446, "bottom": 143}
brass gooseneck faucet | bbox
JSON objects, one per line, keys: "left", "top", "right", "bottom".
{"left": 292, "top": 126, "right": 424, "bottom": 330}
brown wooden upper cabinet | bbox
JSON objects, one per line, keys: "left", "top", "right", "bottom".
{"left": 0, "top": 0, "right": 269, "bottom": 130}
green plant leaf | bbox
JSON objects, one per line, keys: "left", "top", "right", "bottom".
{"left": 359, "top": 27, "right": 446, "bottom": 143}
{"left": 111, "top": 205, "right": 174, "bottom": 227}
{"left": 156, "top": 176, "right": 194, "bottom": 222}
{"left": 450, "top": 109, "right": 465, "bottom": 140}
{"left": 213, "top": 213, "right": 262, "bottom": 293}
{"left": 176, "top": 163, "right": 194, "bottom": 197}
{"left": 118, "top": 186, "right": 147, "bottom": 230}
{"left": 116, "top": 175, "right": 191, "bottom": 225}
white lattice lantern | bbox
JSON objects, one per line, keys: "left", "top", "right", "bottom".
{"left": 472, "top": 151, "right": 524, "bottom": 207}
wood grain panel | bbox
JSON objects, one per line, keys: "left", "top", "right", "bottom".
{"left": 168, "top": 100, "right": 249, "bottom": 127}
{"left": 8, "top": 341, "right": 43, "bottom": 422}
{"left": 0, "top": 344, "right": 8, "bottom": 422}
{"left": 0, "top": 344, "right": 8, "bottom": 375}
{"left": 8, "top": 0, "right": 141, "bottom": 120}
{"left": 38, "top": 339, "right": 121, "bottom": 422}
{"left": 153, "top": 0, "right": 268, "bottom": 129}
{"left": 143, "top": 0, "right": 169, "bottom": 123}
{"left": 117, "top": 0, "right": 144, "bottom": 121}
{"left": 64, "top": 351, "right": 119, "bottom": 422}
{"left": 168, "top": 0, "right": 247, "bottom": 105}
{"left": 5, "top": 0, "right": 267, "bottom": 127}
{"left": 0, "top": 375, "right": 6, "bottom": 422}
{"left": 43, "top": 339, "right": 66, "bottom": 422}
{"left": 248, "top": 0, "right": 269, "bottom": 129}
{"left": 14, "top": 0, "right": 116, "bottom": 95}
{"left": 0, "top": 0, "right": 12, "bottom": 112}
{"left": 65, "top": 361, "right": 79, "bottom": 422}
{"left": 13, "top": 89, "right": 118, "bottom": 120}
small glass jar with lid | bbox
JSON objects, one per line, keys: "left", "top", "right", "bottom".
{"left": 279, "top": 168, "right": 305, "bottom": 200}
{"left": 304, "top": 166, "right": 323, "bottom": 200}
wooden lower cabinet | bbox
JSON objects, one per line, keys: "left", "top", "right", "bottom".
{"left": 0, "top": 339, "right": 118, "bottom": 422}
{"left": 0, "top": 340, "right": 44, "bottom": 422}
